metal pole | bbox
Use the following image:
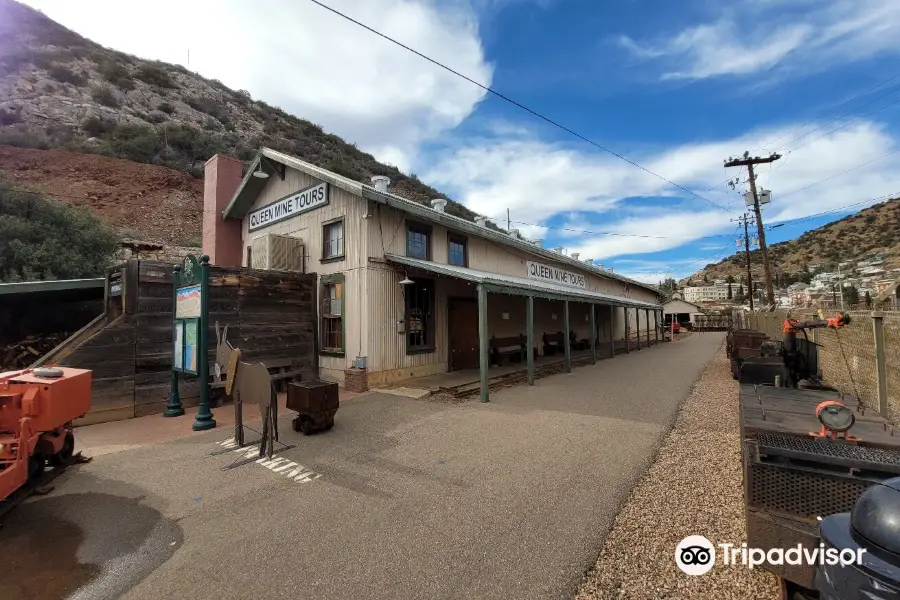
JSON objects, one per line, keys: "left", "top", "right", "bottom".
{"left": 590, "top": 303, "right": 597, "bottom": 364}
{"left": 873, "top": 311, "right": 889, "bottom": 417}
{"left": 193, "top": 254, "right": 216, "bottom": 430}
{"left": 635, "top": 307, "right": 641, "bottom": 350}
{"left": 624, "top": 306, "right": 630, "bottom": 353}
{"left": 165, "top": 264, "right": 184, "bottom": 417}
{"left": 478, "top": 284, "right": 489, "bottom": 402}
{"left": 563, "top": 300, "right": 572, "bottom": 373}
{"left": 608, "top": 305, "right": 615, "bottom": 358}
{"left": 645, "top": 309, "right": 651, "bottom": 348}
{"left": 526, "top": 295, "right": 535, "bottom": 385}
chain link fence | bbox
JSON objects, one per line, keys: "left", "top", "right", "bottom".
{"left": 733, "top": 308, "right": 900, "bottom": 425}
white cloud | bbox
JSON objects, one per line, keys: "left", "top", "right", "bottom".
{"left": 424, "top": 120, "right": 900, "bottom": 261}
{"left": 19, "top": 0, "right": 492, "bottom": 168}
{"left": 619, "top": 0, "right": 900, "bottom": 80}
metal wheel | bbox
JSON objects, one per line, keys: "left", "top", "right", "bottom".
{"left": 50, "top": 431, "right": 75, "bottom": 466}
{"left": 300, "top": 419, "right": 315, "bottom": 436}
{"left": 28, "top": 450, "right": 46, "bottom": 483}
{"left": 291, "top": 417, "right": 302, "bottom": 432}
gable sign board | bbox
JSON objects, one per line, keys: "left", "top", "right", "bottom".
{"left": 248, "top": 182, "right": 329, "bottom": 232}
{"left": 526, "top": 261, "right": 586, "bottom": 289}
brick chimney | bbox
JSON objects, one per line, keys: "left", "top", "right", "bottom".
{"left": 203, "top": 154, "right": 244, "bottom": 266}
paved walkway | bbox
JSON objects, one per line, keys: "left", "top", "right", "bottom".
{"left": 2, "top": 333, "right": 723, "bottom": 600}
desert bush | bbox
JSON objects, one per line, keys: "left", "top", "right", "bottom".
{"left": 0, "top": 178, "right": 120, "bottom": 282}
{"left": 156, "top": 101, "right": 175, "bottom": 114}
{"left": 0, "top": 107, "right": 22, "bottom": 126}
{"left": 100, "top": 60, "right": 135, "bottom": 90}
{"left": 90, "top": 85, "right": 120, "bottom": 108}
{"left": 47, "top": 63, "right": 85, "bottom": 85}
{"left": 81, "top": 115, "right": 117, "bottom": 137}
{"left": 135, "top": 63, "right": 175, "bottom": 88}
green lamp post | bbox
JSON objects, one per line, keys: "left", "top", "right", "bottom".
{"left": 192, "top": 254, "right": 215, "bottom": 431}
{"left": 164, "top": 264, "right": 185, "bottom": 417}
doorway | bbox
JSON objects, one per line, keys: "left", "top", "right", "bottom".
{"left": 449, "top": 298, "right": 479, "bottom": 371}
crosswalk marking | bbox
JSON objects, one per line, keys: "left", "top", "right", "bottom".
{"left": 216, "top": 438, "right": 321, "bottom": 484}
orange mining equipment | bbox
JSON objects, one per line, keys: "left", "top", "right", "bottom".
{"left": 0, "top": 367, "right": 91, "bottom": 502}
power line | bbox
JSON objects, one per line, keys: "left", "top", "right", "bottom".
{"left": 766, "top": 191, "right": 900, "bottom": 228}
{"left": 782, "top": 95, "right": 900, "bottom": 154}
{"left": 778, "top": 148, "right": 900, "bottom": 199}
{"left": 487, "top": 217, "right": 735, "bottom": 240}
{"left": 306, "top": 0, "right": 734, "bottom": 214}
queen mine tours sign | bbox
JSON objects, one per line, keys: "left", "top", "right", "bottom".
{"left": 526, "top": 261, "right": 586, "bottom": 289}
{"left": 248, "top": 181, "right": 329, "bottom": 232}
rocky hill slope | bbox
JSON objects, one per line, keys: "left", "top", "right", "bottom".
{"left": 684, "top": 196, "right": 900, "bottom": 284}
{"left": 0, "top": 144, "right": 202, "bottom": 245}
{"left": 0, "top": 0, "right": 484, "bottom": 230}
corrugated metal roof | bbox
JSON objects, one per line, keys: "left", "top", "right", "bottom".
{"left": 221, "top": 148, "right": 663, "bottom": 297}
{"left": 385, "top": 254, "right": 660, "bottom": 309}
{"left": 0, "top": 278, "right": 105, "bottom": 296}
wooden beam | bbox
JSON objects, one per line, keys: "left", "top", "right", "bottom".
{"left": 563, "top": 300, "right": 572, "bottom": 373}
{"left": 589, "top": 303, "right": 596, "bottom": 364}
{"left": 478, "top": 284, "right": 489, "bottom": 403}
{"left": 526, "top": 295, "right": 535, "bottom": 385}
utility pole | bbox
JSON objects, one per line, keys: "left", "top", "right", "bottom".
{"left": 731, "top": 213, "right": 755, "bottom": 310}
{"left": 724, "top": 152, "right": 781, "bottom": 307}
{"left": 507, "top": 208, "right": 510, "bottom": 232}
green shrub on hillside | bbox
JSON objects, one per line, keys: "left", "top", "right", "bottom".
{"left": 90, "top": 85, "right": 119, "bottom": 108}
{"left": 0, "top": 178, "right": 119, "bottom": 282}
{"left": 47, "top": 63, "right": 85, "bottom": 85}
{"left": 100, "top": 60, "right": 134, "bottom": 90}
{"left": 135, "top": 63, "right": 175, "bottom": 88}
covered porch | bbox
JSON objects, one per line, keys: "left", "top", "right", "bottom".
{"left": 386, "top": 255, "right": 664, "bottom": 402}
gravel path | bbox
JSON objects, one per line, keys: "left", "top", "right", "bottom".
{"left": 575, "top": 341, "right": 781, "bottom": 600}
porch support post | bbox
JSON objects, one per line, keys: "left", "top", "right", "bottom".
{"left": 646, "top": 309, "right": 651, "bottom": 347}
{"left": 478, "top": 284, "right": 489, "bottom": 403}
{"left": 608, "top": 305, "right": 615, "bottom": 358}
{"left": 624, "top": 306, "right": 630, "bottom": 353}
{"left": 563, "top": 299, "right": 572, "bottom": 373}
{"left": 526, "top": 295, "right": 535, "bottom": 386}
{"left": 635, "top": 307, "right": 641, "bottom": 350}
{"left": 589, "top": 303, "right": 597, "bottom": 364}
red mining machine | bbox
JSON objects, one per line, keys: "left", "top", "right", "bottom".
{"left": 0, "top": 367, "right": 91, "bottom": 507}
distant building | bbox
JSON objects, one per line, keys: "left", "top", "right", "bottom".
{"left": 684, "top": 284, "right": 730, "bottom": 303}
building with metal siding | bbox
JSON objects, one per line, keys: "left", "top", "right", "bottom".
{"left": 203, "top": 148, "right": 664, "bottom": 396}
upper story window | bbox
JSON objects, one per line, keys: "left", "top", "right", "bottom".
{"left": 406, "top": 222, "right": 431, "bottom": 260}
{"left": 448, "top": 234, "right": 467, "bottom": 267}
{"left": 322, "top": 218, "right": 344, "bottom": 261}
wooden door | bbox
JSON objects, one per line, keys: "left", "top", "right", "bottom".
{"left": 449, "top": 299, "right": 479, "bottom": 371}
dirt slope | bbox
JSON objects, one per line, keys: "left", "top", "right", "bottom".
{"left": 0, "top": 144, "right": 201, "bottom": 245}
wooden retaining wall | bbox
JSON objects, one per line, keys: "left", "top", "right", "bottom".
{"left": 56, "top": 259, "right": 317, "bottom": 425}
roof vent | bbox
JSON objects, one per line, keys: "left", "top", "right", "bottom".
{"left": 371, "top": 175, "right": 390, "bottom": 193}
{"left": 584, "top": 257, "right": 593, "bottom": 263}
{"left": 508, "top": 228, "right": 520, "bottom": 239}
{"left": 475, "top": 216, "right": 488, "bottom": 227}
{"left": 533, "top": 239, "right": 543, "bottom": 247}
{"left": 553, "top": 246, "right": 564, "bottom": 254}
{"left": 598, "top": 263, "right": 604, "bottom": 270}
{"left": 430, "top": 198, "right": 447, "bottom": 212}
{"left": 571, "top": 252, "right": 580, "bottom": 260}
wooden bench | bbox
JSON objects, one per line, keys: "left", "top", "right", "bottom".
{"left": 490, "top": 335, "right": 526, "bottom": 365}
{"left": 542, "top": 331, "right": 565, "bottom": 356}
{"left": 569, "top": 330, "right": 590, "bottom": 351}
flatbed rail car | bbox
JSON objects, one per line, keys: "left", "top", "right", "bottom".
{"left": 739, "top": 383, "right": 900, "bottom": 599}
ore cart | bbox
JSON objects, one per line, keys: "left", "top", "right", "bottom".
{"left": 739, "top": 383, "right": 900, "bottom": 599}
{"left": 287, "top": 380, "right": 339, "bottom": 435}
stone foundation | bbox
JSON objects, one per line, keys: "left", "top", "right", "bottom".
{"left": 343, "top": 367, "right": 368, "bottom": 393}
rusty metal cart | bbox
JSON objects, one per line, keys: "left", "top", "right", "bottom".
{"left": 739, "top": 383, "right": 900, "bottom": 599}
{"left": 287, "top": 380, "right": 339, "bottom": 436}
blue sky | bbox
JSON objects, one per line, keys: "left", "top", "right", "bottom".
{"left": 20, "top": 0, "right": 900, "bottom": 283}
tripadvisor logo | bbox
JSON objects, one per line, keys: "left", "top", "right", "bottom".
{"left": 674, "top": 536, "right": 866, "bottom": 575}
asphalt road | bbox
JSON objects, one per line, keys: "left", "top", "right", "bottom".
{"left": 1, "top": 333, "right": 724, "bottom": 600}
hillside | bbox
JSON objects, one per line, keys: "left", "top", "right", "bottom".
{"left": 0, "top": 0, "right": 485, "bottom": 232}
{"left": 0, "top": 144, "right": 202, "bottom": 245}
{"left": 684, "top": 197, "right": 900, "bottom": 284}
